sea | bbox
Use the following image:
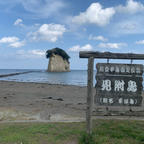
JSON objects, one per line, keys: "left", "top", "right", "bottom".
{"left": 0, "top": 69, "right": 97, "bottom": 86}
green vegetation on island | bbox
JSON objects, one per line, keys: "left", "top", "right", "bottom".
{"left": 46, "top": 47, "right": 70, "bottom": 62}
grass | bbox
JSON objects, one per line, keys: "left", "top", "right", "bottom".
{"left": 0, "top": 120, "right": 143, "bottom": 144}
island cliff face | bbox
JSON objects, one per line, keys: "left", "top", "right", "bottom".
{"left": 48, "top": 54, "right": 70, "bottom": 72}
{"left": 46, "top": 48, "right": 70, "bottom": 72}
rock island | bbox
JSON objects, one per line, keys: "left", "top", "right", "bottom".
{"left": 46, "top": 48, "right": 70, "bottom": 72}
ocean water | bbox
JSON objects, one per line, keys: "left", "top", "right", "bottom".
{"left": 0, "top": 69, "right": 96, "bottom": 86}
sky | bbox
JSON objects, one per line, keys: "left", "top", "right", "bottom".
{"left": 1, "top": 0, "right": 144, "bottom": 70}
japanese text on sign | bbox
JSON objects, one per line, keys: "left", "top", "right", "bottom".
{"left": 95, "top": 63, "right": 143, "bottom": 106}
{"left": 101, "top": 79, "right": 137, "bottom": 92}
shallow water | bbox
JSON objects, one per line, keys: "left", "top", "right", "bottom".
{"left": 0, "top": 69, "right": 143, "bottom": 87}
{"left": 0, "top": 69, "right": 96, "bottom": 86}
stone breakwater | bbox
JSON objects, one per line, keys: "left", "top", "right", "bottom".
{"left": 0, "top": 71, "right": 37, "bottom": 78}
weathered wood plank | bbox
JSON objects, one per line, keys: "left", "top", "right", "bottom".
{"left": 79, "top": 51, "right": 144, "bottom": 59}
{"left": 86, "top": 57, "right": 94, "bottom": 134}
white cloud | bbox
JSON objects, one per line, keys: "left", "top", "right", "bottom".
{"left": 14, "top": 18, "right": 24, "bottom": 26}
{"left": 0, "top": 0, "right": 66, "bottom": 18}
{"left": 17, "top": 49, "right": 45, "bottom": 58}
{"left": 22, "top": 0, "right": 65, "bottom": 18}
{"left": 0, "top": 37, "right": 19, "bottom": 43}
{"left": 116, "top": 0, "right": 144, "bottom": 14}
{"left": 98, "top": 42, "right": 127, "bottom": 49}
{"left": 9, "top": 41, "right": 25, "bottom": 48}
{"left": 105, "top": 0, "right": 144, "bottom": 35}
{"left": 111, "top": 18, "right": 144, "bottom": 35}
{"left": 68, "top": 44, "right": 93, "bottom": 52}
{"left": 30, "top": 49, "right": 45, "bottom": 56}
{"left": 89, "top": 35, "right": 108, "bottom": 41}
{"left": 121, "top": 23, "right": 136, "bottom": 31}
{"left": 30, "top": 24, "right": 66, "bottom": 42}
{"left": 135, "top": 40, "right": 144, "bottom": 45}
{"left": 72, "top": 3, "right": 115, "bottom": 26}
{"left": 0, "top": 36, "right": 25, "bottom": 48}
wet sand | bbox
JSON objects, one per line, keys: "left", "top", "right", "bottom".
{"left": 0, "top": 81, "right": 87, "bottom": 122}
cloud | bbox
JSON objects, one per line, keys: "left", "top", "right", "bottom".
{"left": 0, "top": 36, "right": 25, "bottom": 48}
{"left": 110, "top": 18, "right": 144, "bottom": 35}
{"left": 68, "top": 44, "right": 93, "bottom": 52}
{"left": 98, "top": 42, "right": 127, "bottom": 49}
{"left": 0, "top": 37, "right": 19, "bottom": 43}
{"left": 89, "top": 35, "right": 108, "bottom": 42}
{"left": 9, "top": 41, "right": 25, "bottom": 48}
{"left": 30, "top": 24, "right": 66, "bottom": 42}
{"left": 116, "top": 0, "right": 144, "bottom": 14}
{"left": 135, "top": 40, "right": 144, "bottom": 45}
{"left": 0, "top": 0, "right": 66, "bottom": 18}
{"left": 22, "top": 0, "right": 65, "bottom": 18}
{"left": 14, "top": 18, "right": 24, "bottom": 26}
{"left": 105, "top": 0, "right": 144, "bottom": 35}
{"left": 72, "top": 3, "right": 115, "bottom": 26}
{"left": 30, "top": 49, "right": 45, "bottom": 56}
{"left": 16, "top": 49, "right": 45, "bottom": 58}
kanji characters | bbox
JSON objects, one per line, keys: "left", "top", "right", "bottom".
{"left": 101, "top": 79, "right": 137, "bottom": 92}
{"left": 97, "top": 64, "right": 142, "bottom": 74}
{"left": 127, "top": 80, "right": 137, "bottom": 92}
{"left": 101, "top": 80, "right": 111, "bottom": 91}
{"left": 100, "top": 97, "right": 137, "bottom": 105}
{"left": 114, "top": 80, "right": 125, "bottom": 92}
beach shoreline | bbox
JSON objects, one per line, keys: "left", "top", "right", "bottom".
{"left": 0, "top": 80, "right": 87, "bottom": 122}
{"left": 1, "top": 80, "right": 144, "bottom": 122}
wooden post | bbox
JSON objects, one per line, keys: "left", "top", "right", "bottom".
{"left": 86, "top": 57, "right": 94, "bottom": 134}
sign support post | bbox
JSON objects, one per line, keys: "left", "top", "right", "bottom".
{"left": 86, "top": 57, "right": 94, "bottom": 134}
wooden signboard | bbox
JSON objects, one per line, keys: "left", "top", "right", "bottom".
{"left": 95, "top": 63, "right": 143, "bottom": 106}
{"left": 79, "top": 51, "right": 144, "bottom": 134}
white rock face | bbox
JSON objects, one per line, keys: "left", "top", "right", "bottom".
{"left": 48, "top": 54, "right": 70, "bottom": 72}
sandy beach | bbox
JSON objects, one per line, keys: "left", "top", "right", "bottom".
{"left": 1, "top": 80, "right": 144, "bottom": 122}
{"left": 0, "top": 81, "right": 87, "bottom": 122}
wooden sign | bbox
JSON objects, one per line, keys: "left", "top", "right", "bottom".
{"left": 95, "top": 63, "right": 143, "bottom": 106}
{"left": 79, "top": 51, "right": 144, "bottom": 134}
